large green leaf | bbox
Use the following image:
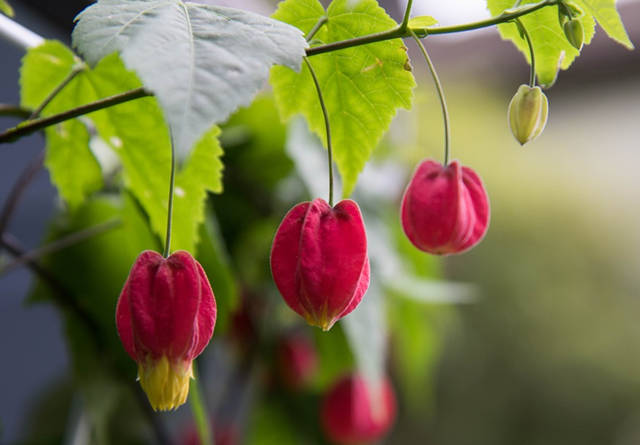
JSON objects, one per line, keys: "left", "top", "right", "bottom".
{"left": 572, "top": 0, "right": 633, "bottom": 49}
{"left": 72, "top": 0, "right": 307, "bottom": 158}
{"left": 86, "top": 56, "right": 225, "bottom": 252}
{"left": 173, "top": 126, "right": 224, "bottom": 251}
{"left": 488, "top": 0, "right": 597, "bottom": 87}
{"left": 20, "top": 41, "right": 224, "bottom": 251}
{"left": 20, "top": 41, "right": 103, "bottom": 209}
{"left": 270, "top": 0, "right": 415, "bottom": 196}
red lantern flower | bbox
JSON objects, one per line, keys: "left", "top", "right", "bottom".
{"left": 270, "top": 198, "right": 369, "bottom": 331}
{"left": 321, "top": 374, "right": 396, "bottom": 445}
{"left": 116, "top": 250, "right": 216, "bottom": 411}
{"left": 401, "top": 159, "right": 490, "bottom": 255}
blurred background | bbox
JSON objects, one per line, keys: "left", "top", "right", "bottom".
{"left": 1, "top": 0, "right": 639, "bottom": 444}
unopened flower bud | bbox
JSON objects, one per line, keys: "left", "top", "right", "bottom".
{"left": 564, "top": 19, "right": 584, "bottom": 50}
{"left": 270, "top": 198, "right": 369, "bottom": 331}
{"left": 508, "top": 84, "right": 549, "bottom": 145}
{"left": 116, "top": 250, "right": 217, "bottom": 411}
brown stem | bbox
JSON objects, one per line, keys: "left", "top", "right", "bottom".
{"left": 0, "top": 88, "right": 150, "bottom": 143}
{"left": 0, "top": 104, "right": 32, "bottom": 119}
{"left": 0, "top": 150, "right": 45, "bottom": 248}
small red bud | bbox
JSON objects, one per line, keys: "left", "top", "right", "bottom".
{"left": 401, "top": 159, "right": 490, "bottom": 255}
{"left": 116, "top": 250, "right": 216, "bottom": 411}
{"left": 277, "top": 333, "right": 318, "bottom": 389}
{"left": 270, "top": 198, "right": 370, "bottom": 331}
{"left": 321, "top": 374, "right": 396, "bottom": 445}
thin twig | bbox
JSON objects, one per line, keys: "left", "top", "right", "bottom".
{"left": 28, "top": 63, "right": 86, "bottom": 120}
{"left": 0, "top": 88, "right": 151, "bottom": 144}
{"left": 306, "top": 0, "right": 558, "bottom": 56}
{"left": 0, "top": 104, "right": 32, "bottom": 119}
{"left": 1, "top": 219, "right": 121, "bottom": 274}
{"left": 0, "top": 150, "right": 45, "bottom": 244}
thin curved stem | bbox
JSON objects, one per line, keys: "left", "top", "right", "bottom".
{"left": 410, "top": 31, "right": 450, "bottom": 165}
{"left": 28, "top": 62, "right": 86, "bottom": 120}
{"left": 303, "top": 57, "right": 334, "bottom": 206}
{"left": 515, "top": 18, "right": 536, "bottom": 86}
{"left": 163, "top": 139, "right": 176, "bottom": 258}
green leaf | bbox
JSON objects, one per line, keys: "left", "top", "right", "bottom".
{"left": 87, "top": 56, "right": 225, "bottom": 252}
{"left": 487, "top": 0, "right": 596, "bottom": 87}
{"left": 270, "top": 0, "right": 415, "bottom": 196}
{"left": 572, "top": 0, "right": 633, "bottom": 49}
{"left": 72, "top": 0, "right": 307, "bottom": 159}
{"left": 20, "top": 41, "right": 102, "bottom": 209}
{"left": 0, "top": 0, "right": 13, "bottom": 17}
{"left": 408, "top": 15, "right": 438, "bottom": 28}
{"left": 173, "top": 126, "right": 224, "bottom": 250}
{"left": 43, "top": 120, "right": 102, "bottom": 209}
{"left": 29, "top": 194, "right": 160, "bottom": 343}
{"left": 21, "top": 40, "right": 224, "bottom": 252}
